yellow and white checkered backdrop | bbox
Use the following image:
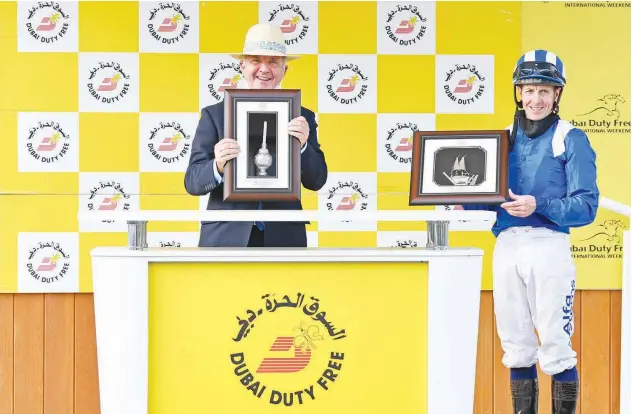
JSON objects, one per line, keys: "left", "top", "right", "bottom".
{"left": 0, "top": 0, "right": 629, "bottom": 293}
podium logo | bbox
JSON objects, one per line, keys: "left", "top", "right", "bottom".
{"left": 267, "top": 3, "right": 311, "bottom": 46}
{"left": 86, "top": 61, "right": 131, "bottom": 105}
{"left": 206, "top": 62, "right": 242, "bottom": 102}
{"left": 230, "top": 292, "right": 346, "bottom": 407}
{"left": 25, "top": 120, "right": 70, "bottom": 165}
{"left": 571, "top": 94, "right": 631, "bottom": 135}
{"left": 384, "top": 121, "right": 417, "bottom": 165}
{"left": 146, "top": 121, "right": 191, "bottom": 165}
{"left": 146, "top": 2, "right": 191, "bottom": 45}
{"left": 87, "top": 180, "right": 131, "bottom": 222}
{"left": 384, "top": 4, "right": 428, "bottom": 46}
{"left": 325, "top": 63, "right": 369, "bottom": 106}
{"left": 26, "top": 241, "right": 71, "bottom": 284}
{"left": 443, "top": 63, "right": 487, "bottom": 107}
{"left": 572, "top": 219, "right": 627, "bottom": 260}
{"left": 24, "top": 1, "right": 70, "bottom": 44}
{"left": 326, "top": 180, "right": 369, "bottom": 212}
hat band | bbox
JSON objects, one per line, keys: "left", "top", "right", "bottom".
{"left": 243, "top": 40, "right": 286, "bottom": 55}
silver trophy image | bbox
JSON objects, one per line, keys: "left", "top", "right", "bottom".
{"left": 254, "top": 120, "right": 272, "bottom": 176}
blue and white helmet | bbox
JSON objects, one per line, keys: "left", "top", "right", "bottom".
{"left": 513, "top": 49, "right": 566, "bottom": 87}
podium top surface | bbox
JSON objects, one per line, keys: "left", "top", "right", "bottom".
{"left": 90, "top": 247, "right": 484, "bottom": 261}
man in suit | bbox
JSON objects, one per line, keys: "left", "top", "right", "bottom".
{"left": 184, "top": 24, "right": 328, "bottom": 248}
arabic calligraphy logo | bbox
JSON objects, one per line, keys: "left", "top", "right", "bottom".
{"left": 384, "top": 4, "right": 428, "bottom": 46}
{"left": 206, "top": 61, "right": 242, "bottom": 102}
{"left": 444, "top": 63, "right": 487, "bottom": 106}
{"left": 158, "top": 241, "right": 182, "bottom": 247}
{"left": 267, "top": 3, "right": 311, "bottom": 46}
{"left": 326, "top": 180, "right": 369, "bottom": 212}
{"left": 394, "top": 240, "right": 418, "bottom": 248}
{"left": 384, "top": 122, "right": 417, "bottom": 165}
{"left": 87, "top": 180, "right": 131, "bottom": 223}
{"left": 325, "top": 63, "right": 369, "bottom": 105}
{"left": 26, "top": 241, "right": 71, "bottom": 284}
{"left": 25, "top": 120, "right": 70, "bottom": 164}
{"left": 147, "top": 121, "right": 191, "bottom": 165}
{"left": 86, "top": 61, "right": 131, "bottom": 105}
{"left": 146, "top": 2, "right": 190, "bottom": 45}
{"left": 24, "top": 1, "right": 70, "bottom": 43}
{"left": 230, "top": 293, "right": 346, "bottom": 406}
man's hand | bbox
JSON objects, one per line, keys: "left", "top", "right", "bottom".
{"left": 500, "top": 189, "right": 536, "bottom": 217}
{"left": 288, "top": 116, "right": 309, "bottom": 148}
{"left": 214, "top": 138, "right": 240, "bottom": 174}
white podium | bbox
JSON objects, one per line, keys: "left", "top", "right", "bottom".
{"left": 83, "top": 210, "right": 496, "bottom": 414}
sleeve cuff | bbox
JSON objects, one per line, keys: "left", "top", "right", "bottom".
{"left": 300, "top": 143, "right": 307, "bottom": 154}
{"left": 213, "top": 160, "right": 223, "bottom": 184}
{"left": 535, "top": 196, "right": 549, "bottom": 213}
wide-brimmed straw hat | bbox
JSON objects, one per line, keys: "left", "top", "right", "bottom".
{"left": 230, "top": 24, "right": 299, "bottom": 61}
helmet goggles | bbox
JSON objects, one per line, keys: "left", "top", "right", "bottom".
{"left": 513, "top": 61, "right": 565, "bottom": 86}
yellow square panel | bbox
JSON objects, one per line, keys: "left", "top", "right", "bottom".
{"left": 282, "top": 54, "right": 318, "bottom": 113}
{"left": 318, "top": 231, "right": 377, "bottom": 248}
{"left": 140, "top": 172, "right": 199, "bottom": 232}
{"left": 377, "top": 55, "right": 435, "bottom": 113}
{"left": 0, "top": 195, "right": 79, "bottom": 233}
{"left": 376, "top": 172, "right": 426, "bottom": 231}
{"left": 318, "top": 2, "right": 377, "bottom": 54}
{"left": 199, "top": 2, "right": 259, "bottom": 53}
{"left": 0, "top": 2, "right": 16, "bottom": 54}
{"left": 1, "top": 53, "right": 78, "bottom": 112}
{"left": 79, "top": 233, "right": 128, "bottom": 292}
{"left": 317, "top": 114, "right": 376, "bottom": 172}
{"left": 79, "top": 1, "right": 139, "bottom": 52}
{"left": 140, "top": 53, "right": 199, "bottom": 112}
{"left": 79, "top": 113, "right": 139, "bottom": 172}
{"left": 436, "top": 2, "right": 521, "bottom": 55}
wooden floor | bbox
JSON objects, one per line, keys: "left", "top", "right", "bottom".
{"left": 0, "top": 291, "right": 622, "bottom": 413}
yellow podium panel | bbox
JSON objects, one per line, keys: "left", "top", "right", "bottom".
{"left": 147, "top": 261, "right": 428, "bottom": 413}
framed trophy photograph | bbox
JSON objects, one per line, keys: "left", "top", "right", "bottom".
{"left": 408, "top": 129, "right": 509, "bottom": 206}
{"left": 223, "top": 89, "right": 302, "bottom": 202}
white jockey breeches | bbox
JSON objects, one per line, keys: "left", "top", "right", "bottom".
{"left": 493, "top": 226, "right": 577, "bottom": 376}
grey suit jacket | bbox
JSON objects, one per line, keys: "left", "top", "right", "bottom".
{"left": 184, "top": 100, "right": 328, "bottom": 247}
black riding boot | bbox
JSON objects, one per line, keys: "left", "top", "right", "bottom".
{"left": 552, "top": 380, "right": 579, "bottom": 414}
{"left": 511, "top": 379, "right": 538, "bottom": 414}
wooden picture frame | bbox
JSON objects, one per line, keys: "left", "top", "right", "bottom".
{"left": 409, "top": 129, "right": 509, "bottom": 206}
{"left": 223, "top": 88, "right": 302, "bottom": 202}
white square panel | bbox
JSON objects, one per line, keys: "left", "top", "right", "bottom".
{"left": 17, "top": 112, "right": 79, "bottom": 172}
{"left": 318, "top": 172, "right": 377, "bottom": 231}
{"left": 18, "top": 232, "right": 79, "bottom": 292}
{"left": 79, "top": 172, "right": 140, "bottom": 232}
{"left": 17, "top": 1, "right": 78, "bottom": 52}
{"left": 376, "top": 113, "right": 435, "bottom": 173}
{"left": 377, "top": 1, "right": 436, "bottom": 55}
{"left": 435, "top": 54, "right": 495, "bottom": 114}
{"left": 318, "top": 54, "right": 377, "bottom": 114}
{"left": 79, "top": 53, "right": 140, "bottom": 113}
{"left": 199, "top": 53, "right": 244, "bottom": 109}
{"left": 139, "top": 1, "right": 199, "bottom": 53}
{"left": 259, "top": 1, "right": 319, "bottom": 54}
{"left": 139, "top": 113, "right": 198, "bottom": 172}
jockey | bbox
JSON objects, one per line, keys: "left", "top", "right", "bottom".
{"left": 461, "top": 50, "right": 600, "bottom": 414}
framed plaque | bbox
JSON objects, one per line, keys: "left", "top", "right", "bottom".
{"left": 408, "top": 129, "right": 509, "bottom": 206}
{"left": 223, "top": 88, "right": 302, "bottom": 202}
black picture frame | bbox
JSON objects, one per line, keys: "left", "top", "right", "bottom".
{"left": 409, "top": 129, "right": 509, "bottom": 206}
{"left": 223, "top": 88, "right": 302, "bottom": 202}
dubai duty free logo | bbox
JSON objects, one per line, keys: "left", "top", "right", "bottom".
{"left": 146, "top": 2, "right": 191, "bottom": 45}
{"left": 87, "top": 61, "right": 131, "bottom": 105}
{"left": 325, "top": 63, "right": 369, "bottom": 105}
{"left": 326, "top": 180, "right": 369, "bottom": 212}
{"left": 147, "top": 121, "right": 191, "bottom": 165}
{"left": 384, "top": 4, "right": 428, "bottom": 46}
{"left": 87, "top": 180, "right": 131, "bottom": 223}
{"left": 267, "top": 3, "right": 311, "bottom": 45}
{"left": 26, "top": 241, "right": 71, "bottom": 285}
{"left": 231, "top": 292, "right": 346, "bottom": 406}
{"left": 384, "top": 121, "right": 417, "bottom": 165}
{"left": 443, "top": 63, "right": 487, "bottom": 106}
{"left": 207, "top": 62, "right": 242, "bottom": 102}
{"left": 25, "top": 120, "right": 70, "bottom": 165}
{"left": 24, "top": 1, "right": 70, "bottom": 44}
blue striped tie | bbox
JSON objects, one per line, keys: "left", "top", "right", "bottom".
{"left": 256, "top": 201, "right": 264, "bottom": 231}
